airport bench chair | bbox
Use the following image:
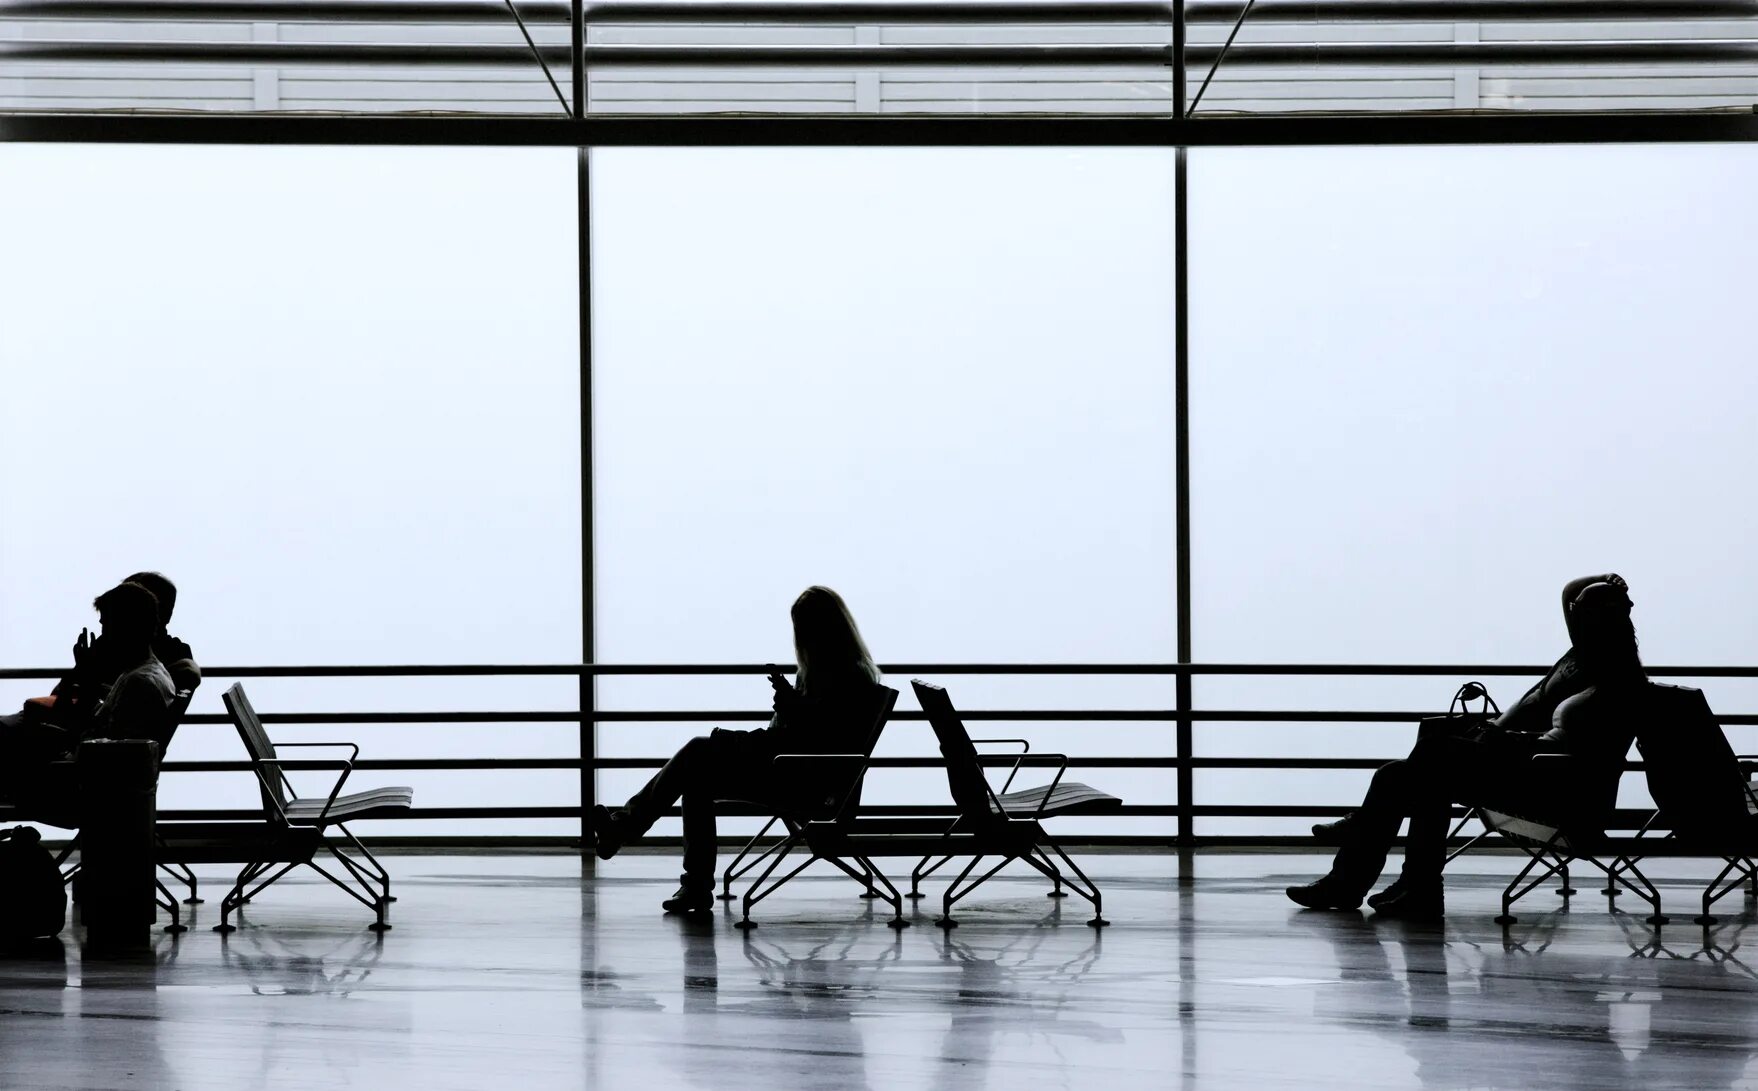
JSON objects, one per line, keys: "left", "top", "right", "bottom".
{"left": 1600, "top": 683, "right": 1758, "bottom": 926}
{"left": 907, "top": 680, "right": 1119, "bottom": 928}
{"left": 193, "top": 682, "right": 412, "bottom": 932}
{"left": 1437, "top": 684, "right": 1744, "bottom": 927}
{"left": 736, "top": 680, "right": 1119, "bottom": 930}
{"left": 716, "top": 683, "right": 899, "bottom": 906}
{"left": 719, "top": 685, "right": 901, "bottom": 929}
{"left": 1455, "top": 766, "right": 1664, "bottom": 927}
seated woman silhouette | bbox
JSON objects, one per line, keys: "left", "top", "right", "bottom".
{"left": 591, "top": 585, "right": 883, "bottom": 914}
{"left": 1286, "top": 573, "right": 1647, "bottom": 919}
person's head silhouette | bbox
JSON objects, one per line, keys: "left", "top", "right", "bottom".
{"left": 1562, "top": 574, "right": 1641, "bottom": 681}
{"left": 790, "top": 586, "right": 879, "bottom": 689}
{"left": 124, "top": 571, "right": 177, "bottom": 630}
{"left": 93, "top": 581, "right": 161, "bottom": 657}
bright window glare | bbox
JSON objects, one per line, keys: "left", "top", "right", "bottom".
{"left": 593, "top": 148, "right": 1179, "bottom": 835}
{"left": 1191, "top": 144, "right": 1758, "bottom": 835}
{"left": 0, "top": 144, "right": 582, "bottom": 835}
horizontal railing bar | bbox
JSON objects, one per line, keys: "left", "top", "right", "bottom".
{"left": 157, "top": 709, "right": 1758, "bottom": 725}
{"left": 9, "top": 113, "right": 1758, "bottom": 150}
{"left": 8, "top": 663, "right": 1758, "bottom": 680}
{"left": 11, "top": 38, "right": 1758, "bottom": 67}
{"left": 157, "top": 755, "right": 1683, "bottom": 771}
{"left": 147, "top": 803, "right": 1678, "bottom": 821}
{"left": 0, "top": 664, "right": 587, "bottom": 679}
{"left": 152, "top": 803, "right": 1187, "bottom": 818}
{"left": 6, "top": 0, "right": 1754, "bottom": 22}
{"left": 156, "top": 806, "right": 586, "bottom": 819}
{"left": 158, "top": 754, "right": 1188, "bottom": 771}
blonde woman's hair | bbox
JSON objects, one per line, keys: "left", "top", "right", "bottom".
{"left": 791, "top": 586, "right": 880, "bottom": 691}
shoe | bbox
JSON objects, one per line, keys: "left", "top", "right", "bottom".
{"left": 1285, "top": 876, "right": 1366, "bottom": 911}
{"left": 1367, "top": 875, "right": 1420, "bottom": 910}
{"left": 661, "top": 887, "right": 712, "bottom": 915}
{"left": 590, "top": 804, "right": 627, "bottom": 861}
{"left": 1311, "top": 812, "right": 1364, "bottom": 845}
{"left": 1370, "top": 879, "right": 1444, "bottom": 921}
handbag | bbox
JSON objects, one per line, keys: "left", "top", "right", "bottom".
{"left": 0, "top": 827, "right": 68, "bottom": 943}
{"left": 1419, "top": 681, "right": 1503, "bottom": 745}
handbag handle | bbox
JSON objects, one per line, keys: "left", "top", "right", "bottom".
{"left": 1449, "top": 681, "right": 1501, "bottom": 719}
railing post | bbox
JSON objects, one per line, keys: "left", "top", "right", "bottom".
{"left": 576, "top": 0, "right": 595, "bottom": 845}
{"left": 1173, "top": 0, "right": 1187, "bottom": 120}
{"left": 1173, "top": 137, "right": 1193, "bottom": 850}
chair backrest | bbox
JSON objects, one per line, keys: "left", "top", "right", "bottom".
{"left": 832, "top": 684, "right": 898, "bottom": 820}
{"left": 1636, "top": 683, "right": 1750, "bottom": 840}
{"left": 911, "top": 680, "right": 1001, "bottom": 826}
{"left": 152, "top": 688, "right": 196, "bottom": 763}
{"left": 221, "top": 683, "right": 287, "bottom": 819}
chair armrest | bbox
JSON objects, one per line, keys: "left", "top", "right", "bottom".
{"left": 272, "top": 742, "right": 361, "bottom": 761}
{"left": 989, "top": 753, "right": 1070, "bottom": 822}
{"left": 971, "top": 738, "right": 1030, "bottom": 794}
{"left": 258, "top": 745, "right": 357, "bottom": 824}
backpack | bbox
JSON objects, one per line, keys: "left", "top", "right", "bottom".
{"left": 1636, "top": 684, "right": 1753, "bottom": 844}
{"left": 0, "top": 827, "right": 68, "bottom": 942}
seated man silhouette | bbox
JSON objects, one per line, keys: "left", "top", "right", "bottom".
{"left": 9, "top": 571, "right": 199, "bottom": 731}
{"left": 1286, "top": 574, "right": 1647, "bottom": 919}
{"left": 3, "top": 572, "right": 198, "bottom": 728}
{"left": 0, "top": 581, "right": 181, "bottom": 805}
{"left": 590, "top": 586, "right": 883, "bottom": 914}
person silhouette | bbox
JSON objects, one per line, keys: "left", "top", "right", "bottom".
{"left": 5, "top": 570, "right": 198, "bottom": 731}
{"left": 1287, "top": 573, "right": 1648, "bottom": 919}
{"left": 590, "top": 586, "right": 882, "bottom": 914}
{"left": 0, "top": 581, "right": 179, "bottom": 804}
{"left": 122, "top": 571, "right": 201, "bottom": 695}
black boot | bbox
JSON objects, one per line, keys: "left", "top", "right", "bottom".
{"left": 590, "top": 805, "right": 631, "bottom": 861}
{"left": 1370, "top": 877, "right": 1444, "bottom": 920}
{"left": 661, "top": 884, "right": 712, "bottom": 915}
{"left": 1285, "top": 874, "right": 1369, "bottom": 911}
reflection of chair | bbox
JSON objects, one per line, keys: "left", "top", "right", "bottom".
{"left": 220, "top": 929, "right": 384, "bottom": 996}
{"left": 156, "top": 683, "right": 412, "bottom": 932}
{"left": 718, "top": 684, "right": 899, "bottom": 904}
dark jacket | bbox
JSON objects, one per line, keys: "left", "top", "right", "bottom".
{"left": 758, "top": 666, "right": 881, "bottom": 756}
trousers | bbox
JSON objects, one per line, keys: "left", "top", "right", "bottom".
{"left": 621, "top": 728, "right": 778, "bottom": 890}
{"left": 1332, "top": 718, "right": 1550, "bottom": 890}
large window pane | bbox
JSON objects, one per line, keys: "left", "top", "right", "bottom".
{"left": 593, "top": 148, "right": 1177, "bottom": 835}
{"left": 1191, "top": 144, "right": 1758, "bottom": 835}
{"left": 0, "top": 145, "right": 581, "bottom": 836}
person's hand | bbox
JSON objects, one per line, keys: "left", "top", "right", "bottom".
{"left": 768, "top": 669, "right": 798, "bottom": 713}
{"left": 71, "top": 627, "right": 93, "bottom": 669}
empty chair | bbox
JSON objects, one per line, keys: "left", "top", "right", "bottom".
{"left": 181, "top": 683, "right": 413, "bottom": 932}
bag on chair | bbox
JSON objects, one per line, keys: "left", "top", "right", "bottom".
{"left": 1418, "top": 681, "right": 1503, "bottom": 746}
{"left": 0, "top": 827, "right": 68, "bottom": 942}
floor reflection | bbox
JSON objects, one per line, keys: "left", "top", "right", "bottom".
{"left": 0, "top": 934, "right": 179, "bottom": 1090}
{"left": 1302, "top": 909, "right": 1758, "bottom": 1089}
{"left": 219, "top": 929, "right": 383, "bottom": 996}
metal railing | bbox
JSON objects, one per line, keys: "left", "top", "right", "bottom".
{"left": 6, "top": 1, "right": 1758, "bottom": 87}
{"left": 6, "top": 660, "right": 1752, "bottom": 846}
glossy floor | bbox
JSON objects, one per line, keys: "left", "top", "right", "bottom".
{"left": 4, "top": 851, "right": 1758, "bottom": 1089}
